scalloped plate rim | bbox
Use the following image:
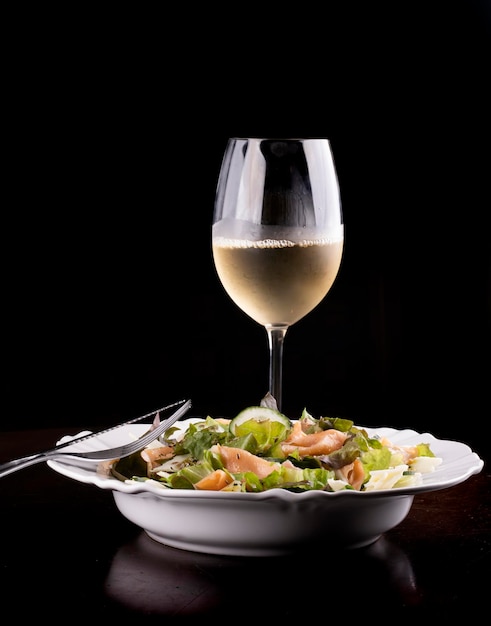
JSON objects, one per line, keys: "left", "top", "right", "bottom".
{"left": 47, "top": 419, "right": 484, "bottom": 500}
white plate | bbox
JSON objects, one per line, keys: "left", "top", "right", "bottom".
{"left": 48, "top": 420, "right": 484, "bottom": 556}
{"left": 48, "top": 420, "right": 484, "bottom": 498}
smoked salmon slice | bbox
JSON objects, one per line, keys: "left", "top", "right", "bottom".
{"left": 141, "top": 446, "right": 174, "bottom": 468}
{"left": 280, "top": 421, "right": 349, "bottom": 457}
{"left": 195, "top": 469, "right": 233, "bottom": 490}
{"left": 336, "top": 458, "right": 365, "bottom": 490}
{"left": 213, "top": 445, "right": 280, "bottom": 479}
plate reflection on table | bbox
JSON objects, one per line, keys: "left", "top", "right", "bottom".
{"left": 104, "top": 532, "right": 421, "bottom": 616}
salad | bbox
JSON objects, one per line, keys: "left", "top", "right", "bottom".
{"left": 107, "top": 394, "right": 442, "bottom": 493}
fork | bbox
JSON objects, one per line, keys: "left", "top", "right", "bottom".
{"left": 0, "top": 399, "right": 192, "bottom": 478}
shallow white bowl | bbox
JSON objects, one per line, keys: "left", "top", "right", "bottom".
{"left": 49, "top": 420, "right": 484, "bottom": 557}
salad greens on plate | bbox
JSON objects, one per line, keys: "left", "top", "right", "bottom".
{"left": 107, "top": 394, "right": 442, "bottom": 493}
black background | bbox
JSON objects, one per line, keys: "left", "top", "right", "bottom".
{"left": 3, "top": 3, "right": 490, "bottom": 459}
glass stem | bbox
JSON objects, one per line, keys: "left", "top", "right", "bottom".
{"left": 265, "top": 325, "right": 289, "bottom": 413}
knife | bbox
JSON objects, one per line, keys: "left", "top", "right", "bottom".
{"left": 0, "top": 398, "right": 188, "bottom": 461}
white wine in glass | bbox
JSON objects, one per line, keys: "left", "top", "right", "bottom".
{"left": 212, "top": 138, "right": 343, "bottom": 412}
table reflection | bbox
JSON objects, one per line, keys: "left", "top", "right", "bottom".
{"left": 105, "top": 531, "right": 421, "bottom": 616}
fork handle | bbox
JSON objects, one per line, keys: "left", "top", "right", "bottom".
{"left": 0, "top": 453, "right": 49, "bottom": 478}
{"left": 0, "top": 451, "right": 105, "bottom": 478}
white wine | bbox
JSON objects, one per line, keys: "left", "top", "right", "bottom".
{"left": 213, "top": 138, "right": 343, "bottom": 411}
{"left": 213, "top": 237, "right": 343, "bottom": 326}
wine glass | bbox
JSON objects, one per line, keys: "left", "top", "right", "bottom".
{"left": 212, "top": 138, "right": 343, "bottom": 412}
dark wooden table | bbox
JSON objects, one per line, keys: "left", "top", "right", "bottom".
{"left": 1, "top": 427, "right": 489, "bottom": 620}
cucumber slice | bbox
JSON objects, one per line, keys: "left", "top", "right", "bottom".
{"left": 229, "top": 406, "right": 291, "bottom": 436}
